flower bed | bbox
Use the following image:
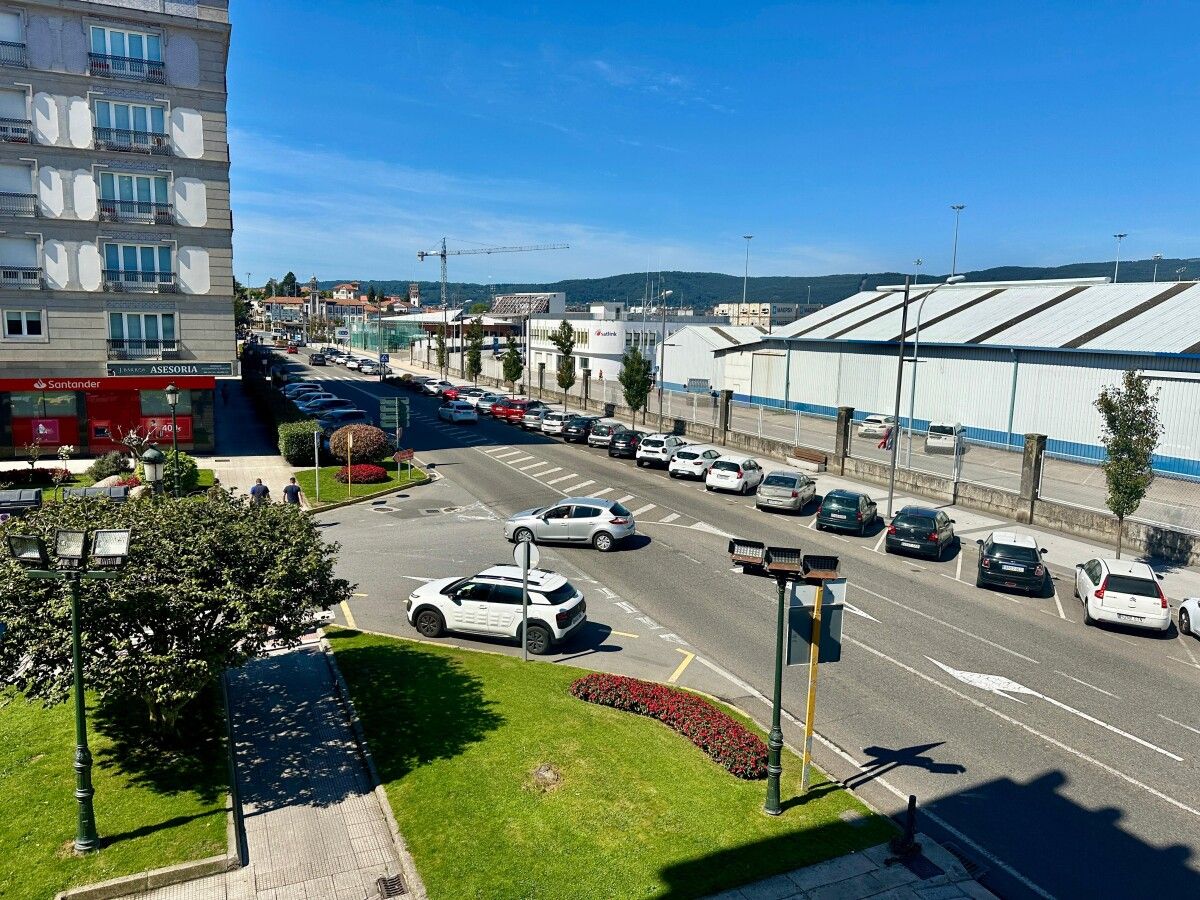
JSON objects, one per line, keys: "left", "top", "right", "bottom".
{"left": 334, "top": 463, "right": 389, "bottom": 484}
{"left": 0, "top": 467, "right": 71, "bottom": 487}
{"left": 570, "top": 673, "right": 767, "bottom": 779}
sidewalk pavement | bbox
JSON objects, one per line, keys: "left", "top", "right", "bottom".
{"left": 125, "top": 642, "right": 417, "bottom": 900}
{"left": 707, "top": 836, "right": 995, "bottom": 900}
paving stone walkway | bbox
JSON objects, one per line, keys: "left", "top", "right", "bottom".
{"left": 124, "top": 645, "right": 411, "bottom": 900}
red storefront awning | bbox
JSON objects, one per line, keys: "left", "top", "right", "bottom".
{"left": 0, "top": 376, "right": 216, "bottom": 392}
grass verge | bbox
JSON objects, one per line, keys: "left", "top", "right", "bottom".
{"left": 295, "top": 459, "right": 425, "bottom": 506}
{"left": 328, "top": 629, "right": 893, "bottom": 900}
{"left": 0, "top": 688, "right": 229, "bottom": 900}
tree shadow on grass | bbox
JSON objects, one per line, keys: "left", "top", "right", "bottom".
{"left": 92, "top": 681, "right": 227, "bottom": 807}
{"left": 325, "top": 631, "right": 504, "bottom": 782}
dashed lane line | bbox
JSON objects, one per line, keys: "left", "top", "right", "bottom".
{"left": 536, "top": 467, "right": 562, "bottom": 478}
{"left": 631, "top": 503, "right": 657, "bottom": 517}
{"left": 506, "top": 455, "right": 534, "bottom": 465}
{"left": 492, "top": 450, "right": 522, "bottom": 459}
{"left": 518, "top": 461, "right": 552, "bottom": 471}
{"left": 1159, "top": 713, "right": 1200, "bottom": 737}
{"left": 561, "top": 480, "right": 596, "bottom": 493}
{"left": 482, "top": 447, "right": 507, "bottom": 454}
{"left": 591, "top": 488, "right": 613, "bottom": 497}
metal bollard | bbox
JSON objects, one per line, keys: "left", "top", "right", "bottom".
{"left": 886, "top": 795, "right": 922, "bottom": 863}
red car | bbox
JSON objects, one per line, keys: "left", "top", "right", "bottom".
{"left": 442, "top": 385, "right": 468, "bottom": 400}
{"left": 286, "top": 345, "right": 299, "bottom": 354}
{"left": 495, "top": 398, "right": 546, "bottom": 423}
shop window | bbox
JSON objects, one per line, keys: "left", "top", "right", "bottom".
{"left": 140, "top": 388, "right": 192, "bottom": 416}
{"left": 10, "top": 390, "right": 76, "bottom": 417}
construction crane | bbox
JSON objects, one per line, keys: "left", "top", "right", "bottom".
{"left": 417, "top": 238, "right": 569, "bottom": 377}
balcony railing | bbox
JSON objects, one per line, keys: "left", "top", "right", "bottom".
{"left": 88, "top": 52, "right": 165, "bottom": 84}
{"left": 103, "top": 269, "right": 177, "bottom": 293}
{"left": 106, "top": 338, "right": 179, "bottom": 359}
{"left": 0, "top": 192, "right": 36, "bottom": 217}
{"left": 0, "top": 265, "right": 41, "bottom": 288}
{"left": 0, "top": 41, "right": 27, "bottom": 69}
{"left": 93, "top": 127, "right": 171, "bottom": 156}
{"left": 99, "top": 198, "right": 173, "bottom": 225}
{"left": 0, "top": 117, "right": 31, "bottom": 144}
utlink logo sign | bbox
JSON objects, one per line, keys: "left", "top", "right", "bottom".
{"left": 32, "top": 379, "right": 102, "bottom": 390}
{"left": 594, "top": 329, "right": 617, "bottom": 337}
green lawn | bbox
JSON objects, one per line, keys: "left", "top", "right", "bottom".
{"left": 0, "top": 689, "right": 229, "bottom": 900}
{"left": 328, "top": 629, "right": 894, "bottom": 900}
{"left": 295, "top": 459, "right": 425, "bottom": 506}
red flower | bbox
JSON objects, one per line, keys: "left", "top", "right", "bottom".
{"left": 570, "top": 673, "right": 767, "bottom": 778}
{"left": 333, "top": 463, "right": 389, "bottom": 484}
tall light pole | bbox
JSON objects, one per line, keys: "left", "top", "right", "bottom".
{"left": 913, "top": 258, "right": 924, "bottom": 285}
{"left": 1152, "top": 253, "right": 1163, "bottom": 283}
{"left": 886, "top": 276, "right": 912, "bottom": 519}
{"left": 904, "top": 275, "right": 966, "bottom": 466}
{"left": 1177, "top": 266, "right": 1188, "bottom": 282}
{"left": 1112, "top": 233, "right": 1127, "bottom": 283}
{"left": 742, "top": 235, "right": 753, "bottom": 306}
{"left": 164, "top": 383, "right": 180, "bottom": 498}
{"left": 950, "top": 205, "right": 965, "bottom": 276}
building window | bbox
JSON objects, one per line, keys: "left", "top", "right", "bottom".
{"left": 99, "top": 171, "right": 170, "bottom": 223}
{"left": 103, "top": 243, "right": 175, "bottom": 291}
{"left": 10, "top": 390, "right": 76, "bottom": 417}
{"left": 108, "top": 310, "right": 176, "bottom": 355}
{"left": 0, "top": 11, "right": 26, "bottom": 68}
{"left": 141, "top": 388, "right": 192, "bottom": 416}
{"left": 93, "top": 100, "right": 169, "bottom": 155}
{"left": 3, "top": 308, "right": 42, "bottom": 339}
{"left": 89, "top": 25, "right": 163, "bottom": 82}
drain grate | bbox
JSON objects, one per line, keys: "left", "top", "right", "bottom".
{"left": 940, "top": 840, "right": 987, "bottom": 879}
{"left": 374, "top": 873, "right": 407, "bottom": 897}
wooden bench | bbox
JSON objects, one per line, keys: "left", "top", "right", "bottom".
{"left": 790, "top": 446, "right": 828, "bottom": 473}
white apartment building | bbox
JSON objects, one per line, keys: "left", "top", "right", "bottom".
{"left": 712, "top": 302, "right": 821, "bottom": 328}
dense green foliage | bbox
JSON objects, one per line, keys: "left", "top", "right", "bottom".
{"left": 278, "top": 419, "right": 323, "bottom": 465}
{"left": 0, "top": 497, "right": 352, "bottom": 730}
{"left": 329, "top": 424, "right": 391, "bottom": 463}
{"left": 85, "top": 451, "right": 132, "bottom": 482}
{"left": 1095, "top": 370, "right": 1163, "bottom": 557}
{"left": 551, "top": 319, "right": 576, "bottom": 400}
{"left": 136, "top": 449, "right": 200, "bottom": 492}
{"left": 502, "top": 333, "right": 524, "bottom": 391}
{"left": 618, "top": 346, "right": 654, "bottom": 421}
{"left": 465, "top": 316, "right": 484, "bottom": 383}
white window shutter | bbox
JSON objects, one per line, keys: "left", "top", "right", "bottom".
{"left": 172, "top": 176, "right": 207, "bottom": 227}
{"left": 177, "top": 246, "right": 210, "bottom": 295}
{"left": 67, "top": 97, "right": 91, "bottom": 149}
{"left": 72, "top": 169, "right": 97, "bottom": 220}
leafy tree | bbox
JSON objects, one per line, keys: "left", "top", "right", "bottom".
{"left": 550, "top": 319, "right": 576, "bottom": 409}
{"left": 367, "top": 285, "right": 377, "bottom": 304}
{"left": 0, "top": 497, "right": 352, "bottom": 733}
{"left": 465, "top": 316, "right": 484, "bottom": 383}
{"left": 435, "top": 325, "right": 448, "bottom": 371}
{"left": 468, "top": 301, "right": 490, "bottom": 314}
{"left": 233, "top": 296, "right": 250, "bottom": 329}
{"left": 279, "top": 271, "right": 298, "bottom": 296}
{"left": 619, "top": 345, "right": 654, "bottom": 427}
{"left": 329, "top": 424, "right": 391, "bottom": 463}
{"left": 502, "top": 333, "right": 524, "bottom": 395}
{"left": 265, "top": 277, "right": 279, "bottom": 297}
{"left": 1095, "top": 370, "right": 1162, "bottom": 558}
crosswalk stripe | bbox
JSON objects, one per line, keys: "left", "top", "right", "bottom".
{"left": 519, "top": 461, "right": 550, "bottom": 471}
{"left": 546, "top": 475, "right": 576, "bottom": 485}
{"left": 483, "top": 447, "right": 508, "bottom": 455}
{"left": 507, "top": 455, "right": 534, "bottom": 465}
{"left": 659, "top": 513, "right": 680, "bottom": 523}
{"left": 616, "top": 494, "right": 635, "bottom": 504}
{"left": 631, "top": 503, "right": 656, "bottom": 517}
{"left": 493, "top": 450, "right": 522, "bottom": 459}
{"left": 536, "top": 467, "right": 562, "bottom": 478}
{"left": 561, "top": 480, "right": 595, "bottom": 493}
{"left": 590, "top": 488, "right": 613, "bottom": 497}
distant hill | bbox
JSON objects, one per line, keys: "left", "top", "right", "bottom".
{"left": 317, "top": 257, "right": 1192, "bottom": 310}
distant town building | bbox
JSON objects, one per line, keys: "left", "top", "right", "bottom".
{"left": 490, "top": 292, "right": 566, "bottom": 317}
{"left": 711, "top": 302, "right": 821, "bottom": 328}
{"left": 332, "top": 281, "right": 361, "bottom": 301}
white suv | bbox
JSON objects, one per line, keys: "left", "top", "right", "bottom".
{"left": 406, "top": 565, "right": 587, "bottom": 655}
{"left": 668, "top": 444, "right": 721, "bottom": 478}
{"left": 541, "top": 411, "right": 571, "bottom": 435}
{"left": 636, "top": 433, "right": 687, "bottom": 467}
{"left": 1074, "top": 558, "right": 1170, "bottom": 632}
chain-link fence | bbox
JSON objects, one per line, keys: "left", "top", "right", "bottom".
{"left": 1040, "top": 455, "right": 1200, "bottom": 534}
{"left": 726, "top": 400, "right": 838, "bottom": 450}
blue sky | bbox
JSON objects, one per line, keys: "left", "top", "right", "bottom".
{"left": 229, "top": 1, "right": 1200, "bottom": 285}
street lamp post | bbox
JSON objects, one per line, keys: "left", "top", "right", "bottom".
{"left": 164, "top": 383, "right": 180, "bottom": 498}
{"left": 742, "top": 235, "right": 753, "bottom": 306}
{"left": 904, "top": 275, "right": 966, "bottom": 466}
{"left": 658, "top": 341, "right": 679, "bottom": 422}
{"left": 1152, "top": 253, "right": 1163, "bottom": 283}
{"left": 1113, "top": 233, "right": 1128, "bottom": 283}
{"left": 913, "top": 258, "right": 924, "bottom": 285}
{"left": 140, "top": 446, "right": 165, "bottom": 496}
{"left": 6, "top": 528, "right": 132, "bottom": 853}
{"left": 885, "top": 276, "right": 912, "bottom": 519}
{"left": 950, "top": 205, "right": 965, "bottom": 276}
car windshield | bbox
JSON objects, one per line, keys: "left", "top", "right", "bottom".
{"left": 893, "top": 514, "right": 935, "bottom": 529}
{"left": 675, "top": 450, "right": 699, "bottom": 460}
{"left": 929, "top": 425, "right": 955, "bottom": 436}
{"left": 1104, "top": 574, "right": 1159, "bottom": 596}
{"left": 611, "top": 502, "right": 631, "bottom": 517}
{"left": 763, "top": 474, "right": 796, "bottom": 487}
{"left": 990, "top": 543, "right": 1039, "bottom": 562}
{"left": 711, "top": 461, "right": 740, "bottom": 472}
{"left": 539, "top": 583, "right": 579, "bottom": 605}
{"left": 823, "top": 494, "right": 857, "bottom": 509}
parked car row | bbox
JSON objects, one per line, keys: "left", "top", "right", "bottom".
{"left": 277, "top": 380, "right": 373, "bottom": 437}
{"left": 312, "top": 346, "right": 391, "bottom": 377}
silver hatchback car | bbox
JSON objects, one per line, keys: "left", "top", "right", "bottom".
{"left": 504, "top": 497, "right": 637, "bottom": 552}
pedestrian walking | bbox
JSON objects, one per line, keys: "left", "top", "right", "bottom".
{"left": 249, "top": 478, "right": 270, "bottom": 505}
{"left": 877, "top": 425, "right": 893, "bottom": 450}
{"left": 206, "top": 476, "right": 225, "bottom": 501}
{"left": 283, "top": 476, "right": 302, "bottom": 506}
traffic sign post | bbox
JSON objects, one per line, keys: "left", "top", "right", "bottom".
{"left": 393, "top": 447, "right": 414, "bottom": 479}
{"left": 514, "top": 540, "right": 540, "bottom": 661}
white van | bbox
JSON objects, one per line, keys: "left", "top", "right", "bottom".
{"left": 925, "top": 422, "right": 964, "bottom": 454}
{"left": 705, "top": 454, "right": 765, "bottom": 494}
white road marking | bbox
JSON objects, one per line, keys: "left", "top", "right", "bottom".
{"left": 692, "top": 521, "right": 734, "bottom": 538}
{"left": 843, "top": 602, "right": 880, "bottom": 623}
{"left": 536, "top": 467, "right": 562, "bottom": 478}
{"left": 693, "top": 655, "right": 805, "bottom": 728}
{"left": 590, "top": 488, "right": 613, "bottom": 497}
{"left": 616, "top": 494, "right": 635, "bottom": 504}
{"left": 492, "top": 450, "right": 522, "bottom": 459}
{"left": 561, "top": 480, "right": 596, "bottom": 493}
{"left": 1177, "top": 631, "right": 1200, "bottom": 667}
{"left": 482, "top": 447, "right": 507, "bottom": 454}
{"left": 636, "top": 615, "right": 662, "bottom": 630}
{"left": 1055, "top": 670, "right": 1119, "bottom": 699}
{"left": 518, "top": 461, "right": 551, "bottom": 471}
{"left": 474, "top": 448, "right": 569, "bottom": 497}
{"left": 631, "top": 503, "right": 656, "bottom": 517}
{"left": 1159, "top": 714, "right": 1200, "bottom": 737}
{"left": 852, "top": 584, "right": 1040, "bottom": 664}
{"left": 614, "top": 600, "right": 638, "bottom": 614}
{"left": 658, "top": 632, "right": 689, "bottom": 644}
{"left": 873, "top": 533, "right": 886, "bottom": 552}
{"left": 955, "top": 554, "right": 963, "bottom": 582}
{"left": 1052, "top": 586, "right": 1066, "bottom": 620}
{"left": 929, "top": 658, "right": 1182, "bottom": 762}
{"left": 506, "top": 455, "right": 534, "bottom": 465}
{"left": 806, "top": 519, "right": 818, "bottom": 530}
{"left": 659, "top": 512, "right": 680, "bottom": 524}
{"left": 546, "top": 475, "right": 576, "bottom": 485}
{"left": 398, "top": 575, "right": 436, "bottom": 582}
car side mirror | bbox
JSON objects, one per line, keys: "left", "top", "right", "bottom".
{"left": 1155, "top": 572, "right": 1164, "bottom": 580}
{"left": 949, "top": 519, "right": 956, "bottom": 524}
{"left": 976, "top": 539, "right": 984, "bottom": 546}
{"left": 1075, "top": 563, "right": 1084, "bottom": 569}
{"left": 1040, "top": 548, "right": 1048, "bottom": 555}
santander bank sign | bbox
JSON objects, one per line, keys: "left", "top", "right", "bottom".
{"left": 32, "top": 379, "right": 103, "bottom": 391}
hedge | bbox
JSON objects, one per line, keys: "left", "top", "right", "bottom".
{"left": 279, "top": 420, "right": 324, "bottom": 465}
{"left": 0, "top": 468, "right": 71, "bottom": 487}
{"left": 570, "top": 673, "right": 768, "bottom": 779}
{"left": 334, "top": 464, "right": 389, "bottom": 484}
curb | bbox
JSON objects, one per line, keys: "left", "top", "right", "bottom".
{"left": 319, "top": 637, "right": 429, "bottom": 900}
{"left": 302, "top": 458, "right": 437, "bottom": 512}
{"left": 53, "top": 838, "right": 238, "bottom": 900}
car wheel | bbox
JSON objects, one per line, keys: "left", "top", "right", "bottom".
{"left": 815, "top": 522, "right": 824, "bottom": 531}
{"left": 1082, "top": 596, "right": 1095, "bottom": 626}
{"left": 525, "top": 623, "right": 552, "bottom": 655}
{"left": 705, "top": 484, "right": 714, "bottom": 491}
{"left": 592, "top": 531, "right": 615, "bottom": 552}
{"left": 513, "top": 528, "right": 534, "bottom": 545}
{"left": 637, "top": 459, "right": 645, "bottom": 467}
{"left": 1181, "top": 608, "right": 1192, "bottom": 637}
{"left": 976, "top": 570, "right": 985, "bottom": 588}
{"left": 414, "top": 608, "right": 445, "bottom": 639}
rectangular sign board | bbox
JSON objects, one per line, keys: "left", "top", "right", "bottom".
{"left": 106, "top": 362, "right": 234, "bottom": 377}
{"left": 786, "top": 578, "right": 846, "bottom": 666}
{"left": 393, "top": 449, "right": 414, "bottom": 462}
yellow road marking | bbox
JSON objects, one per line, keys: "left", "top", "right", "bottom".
{"left": 668, "top": 648, "right": 696, "bottom": 684}
{"left": 353, "top": 592, "right": 369, "bottom": 597}
{"left": 609, "top": 630, "right": 640, "bottom": 638}
{"left": 340, "top": 600, "right": 358, "bottom": 630}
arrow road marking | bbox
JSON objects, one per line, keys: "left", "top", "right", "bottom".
{"left": 842, "top": 602, "right": 880, "bottom": 623}
{"left": 928, "top": 658, "right": 1182, "bottom": 762}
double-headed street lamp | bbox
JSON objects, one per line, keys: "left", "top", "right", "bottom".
{"left": 6, "top": 527, "right": 132, "bottom": 853}
{"left": 903, "top": 275, "right": 966, "bottom": 468}
{"left": 164, "top": 383, "right": 180, "bottom": 498}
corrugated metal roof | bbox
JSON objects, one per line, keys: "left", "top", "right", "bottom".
{"left": 749, "top": 280, "right": 1200, "bottom": 354}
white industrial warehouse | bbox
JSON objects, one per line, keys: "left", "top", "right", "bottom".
{"left": 660, "top": 278, "right": 1200, "bottom": 479}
